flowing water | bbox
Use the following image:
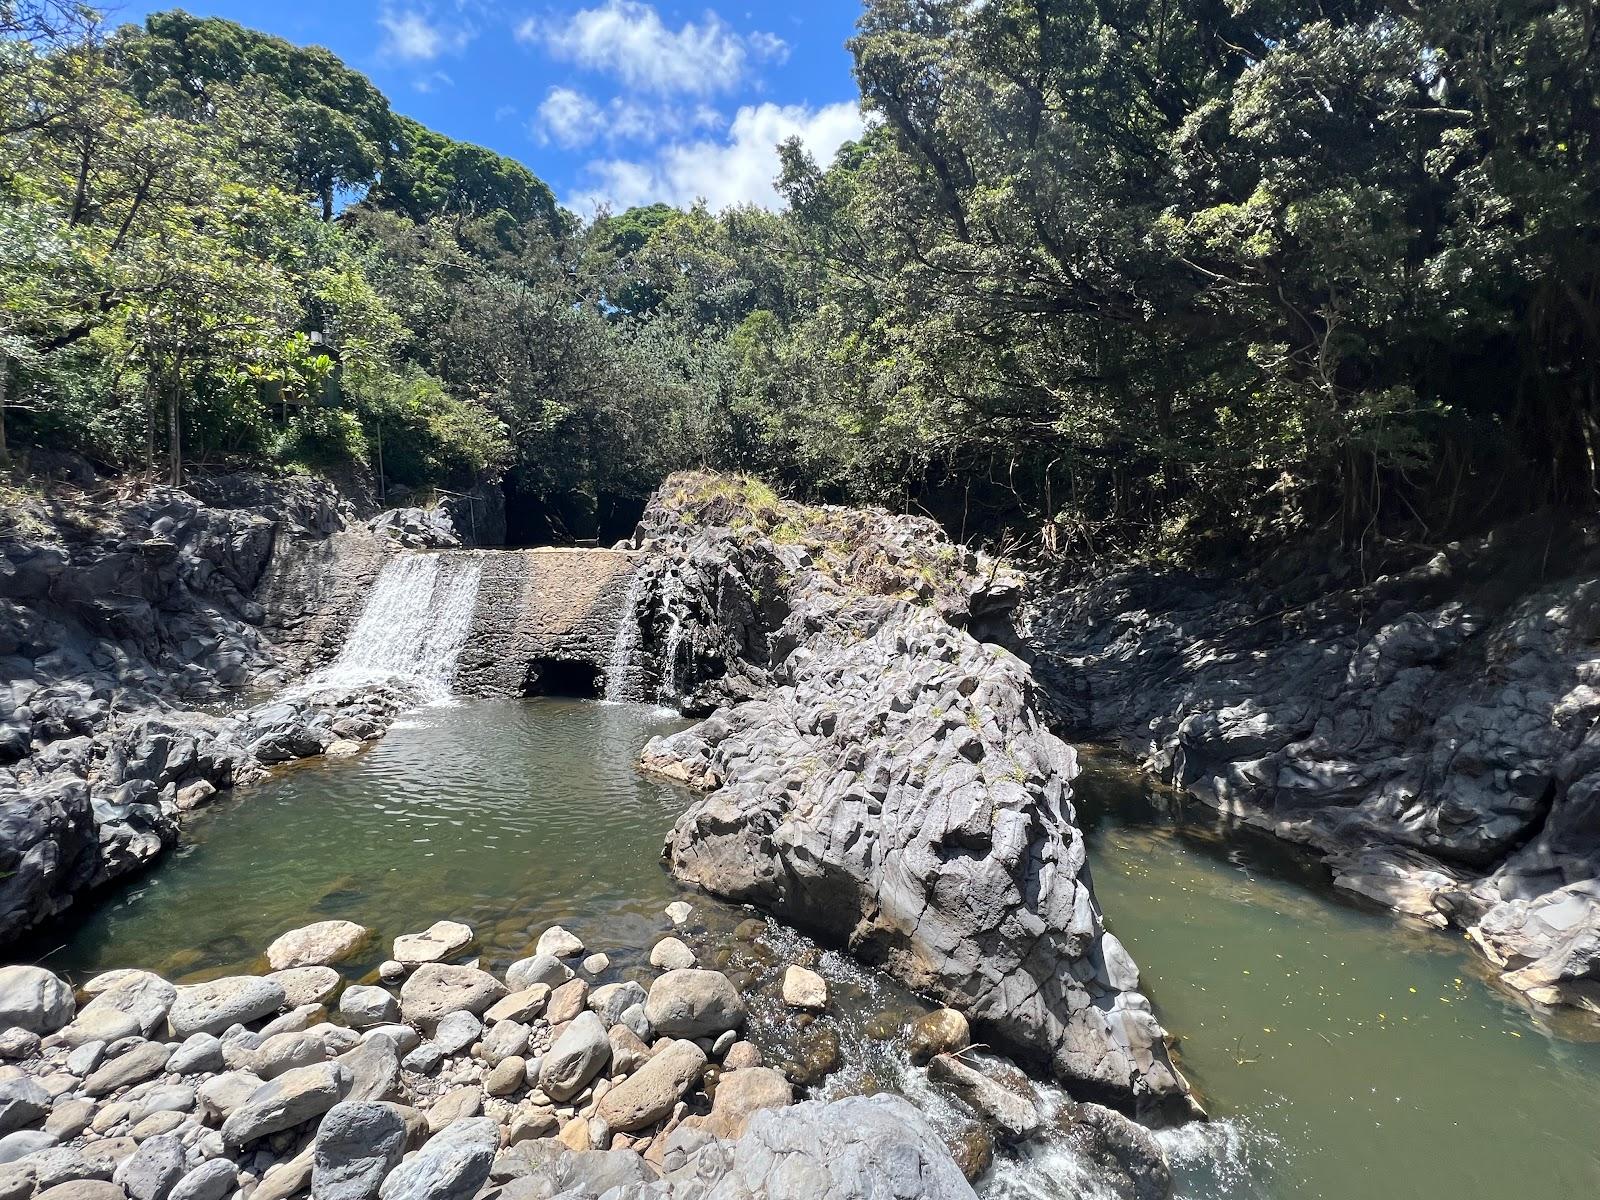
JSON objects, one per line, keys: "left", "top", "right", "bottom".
{"left": 304, "top": 551, "right": 485, "bottom": 701}
{"left": 31, "top": 694, "right": 1600, "bottom": 1198}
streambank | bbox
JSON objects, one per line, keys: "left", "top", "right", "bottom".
{"left": 0, "top": 912, "right": 996, "bottom": 1200}
{"left": 1024, "top": 515, "right": 1600, "bottom": 1017}
{"left": 619, "top": 475, "right": 1195, "bottom": 1122}
{"left": 0, "top": 466, "right": 504, "bottom": 945}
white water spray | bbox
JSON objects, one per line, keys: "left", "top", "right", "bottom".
{"left": 603, "top": 570, "right": 648, "bottom": 703}
{"left": 308, "top": 551, "right": 484, "bottom": 702}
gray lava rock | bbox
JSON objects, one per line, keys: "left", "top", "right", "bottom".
{"left": 502, "top": 957, "right": 569, "bottom": 993}
{"left": 76, "top": 974, "right": 175, "bottom": 1039}
{"left": 642, "top": 970, "right": 745, "bottom": 1039}
{"left": 398, "top": 967, "right": 504, "bottom": 1030}
{"left": 0, "top": 969, "right": 74, "bottom": 1035}
{"left": 0, "top": 1131, "right": 56, "bottom": 1165}
{"left": 647, "top": 493, "right": 1193, "bottom": 1118}
{"left": 220, "top": 1062, "right": 350, "bottom": 1147}
{"left": 167, "top": 1033, "right": 224, "bottom": 1076}
{"left": 111, "top": 1134, "right": 185, "bottom": 1200}
{"left": 536, "top": 1012, "right": 609, "bottom": 1103}
{"left": 311, "top": 1101, "right": 406, "bottom": 1200}
{"left": 430, "top": 1013, "right": 479, "bottom": 1058}
{"left": 167, "top": 1159, "right": 236, "bottom": 1200}
{"left": 376, "top": 1116, "right": 497, "bottom": 1200}
{"left": 339, "top": 987, "right": 398, "bottom": 1031}
{"left": 168, "top": 977, "right": 285, "bottom": 1039}
{"left": 0, "top": 1079, "right": 49, "bottom": 1135}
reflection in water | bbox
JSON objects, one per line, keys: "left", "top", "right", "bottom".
{"left": 1075, "top": 748, "right": 1600, "bottom": 1200}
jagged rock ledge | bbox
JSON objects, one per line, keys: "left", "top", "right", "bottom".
{"left": 627, "top": 475, "right": 1196, "bottom": 1121}
{"left": 1024, "top": 514, "right": 1600, "bottom": 1017}
{"left": 0, "top": 468, "right": 489, "bottom": 946}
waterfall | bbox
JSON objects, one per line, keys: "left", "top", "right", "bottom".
{"left": 309, "top": 551, "right": 484, "bottom": 702}
{"left": 603, "top": 570, "right": 647, "bottom": 703}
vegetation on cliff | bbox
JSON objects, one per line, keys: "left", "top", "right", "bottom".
{"left": 4, "top": 1, "right": 1598, "bottom": 559}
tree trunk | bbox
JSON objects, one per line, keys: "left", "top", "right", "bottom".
{"left": 166, "top": 373, "right": 182, "bottom": 486}
{"left": 0, "top": 353, "right": 10, "bottom": 463}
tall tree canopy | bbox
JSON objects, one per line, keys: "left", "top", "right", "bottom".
{"left": 5, "top": 1, "right": 1599, "bottom": 559}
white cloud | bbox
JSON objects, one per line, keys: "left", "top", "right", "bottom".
{"left": 747, "top": 31, "right": 790, "bottom": 64}
{"left": 537, "top": 86, "right": 605, "bottom": 148}
{"left": 533, "top": 87, "right": 727, "bottom": 150}
{"left": 518, "top": 0, "right": 785, "bottom": 95}
{"left": 567, "top": 100, "right": 865, "bottom": 214}
{"left": 378, "top": 6, "right": 472, "bottom": 62}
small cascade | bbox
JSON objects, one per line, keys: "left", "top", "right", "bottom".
{"left": 309, "top": 551, "right": 485, "bottom": 702}
{"left": 654, "top": 570, "right": 690, "bottom": 703}
{"left": 602, "top": 569, "right": 648, "bottom": 703}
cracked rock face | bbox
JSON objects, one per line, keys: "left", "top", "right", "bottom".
{"left": 633, "top": 477, "right": 1193, "bottom": 1118}
{"left": 1024, "top": 517, "right": 1600, "bottom": 1015}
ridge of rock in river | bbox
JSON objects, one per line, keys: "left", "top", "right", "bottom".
{"left": 630, "top": 475, "right": 1196, "bottom": 1119}
{"left": 1025, "top": 514, "right": 1600, "bottom": 1016}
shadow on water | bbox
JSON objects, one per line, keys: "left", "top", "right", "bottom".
{"left": 1072, "top": 745, "right": 1600, "bottom": 1200}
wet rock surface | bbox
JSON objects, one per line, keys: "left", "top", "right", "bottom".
{"left": 1025, "top": 516, "right": 1600, "bottom": 1014}
{"left": 631, "top": 475, "right": 1192, "bottom": 1118}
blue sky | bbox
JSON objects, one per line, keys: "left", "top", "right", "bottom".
{"left": 109, "top": 1, "right": 866, "bottom": 215}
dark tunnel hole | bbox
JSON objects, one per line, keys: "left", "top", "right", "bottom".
{"left": 522, "top": 657, "right": 605, "bottom": 698}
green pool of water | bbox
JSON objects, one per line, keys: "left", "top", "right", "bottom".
{"left": 1075, "top": 749, "right": 1600, "bottom": 1200}
{"left": 33, "top": 701, "right": 1600, "bottom": 1198}
{"left": 37, "top": 699, "right": 695, "bottom": 984}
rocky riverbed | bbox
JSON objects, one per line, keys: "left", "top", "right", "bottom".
{"left": 0, "top": 909, "right": 1172, "bottom": 1200}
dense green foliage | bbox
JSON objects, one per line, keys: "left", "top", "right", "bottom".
{"left": 5, "top": 0, "right": 1599, "bottom": 558}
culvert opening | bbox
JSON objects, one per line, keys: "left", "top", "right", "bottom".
{"left": 521, "top": 657, "right": 604, "bottom": 698}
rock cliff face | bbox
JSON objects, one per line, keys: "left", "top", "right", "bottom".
{"left": 630, "top": 476, "right": 1194, "bottom": 1120}
{"left": 0, "top": 468, "right": 479, "bottom": 945}
{"left": 1025, "top": 516, "right": 1600, "bottom": 1015}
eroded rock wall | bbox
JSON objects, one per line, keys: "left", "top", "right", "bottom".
{"left": 630, "top": 476, "right": 1195, "bottom": 1119}
{"left": 0, "top": 469, "right": 455, "bottom": 944}
{"left": 1025, "top": 516, "right": 1600, "bottom": 1014}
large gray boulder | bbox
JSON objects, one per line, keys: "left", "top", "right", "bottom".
{"left": 74, "top": 973, "right": 176, "bottom": 1038}
{"left": 398, "top": 965, "right": 504, "bottom": 1029}
{"left": 221, "top": 1062, "right": 350, "bottom": 1147}
{"left": 376, "top": 1116, "right": 498, "bottom": 1200}
{"left": 643, "top": 488, "right": 1194, "bottom": 1119}
{"left": 536, "top": 1012, "right": 609, "bottom": 1103}
{"left": 168, "top": 976, "right": 285, "bottom": 1038}
{"left": 312, "top": 1101, "right": 406, "bottom": 1200}
{"left": 267, "top": 921, "right": 371, "bottom": 970}
{"left": 0, "top": 968, "right": 74, "bottom": 1035}
{"left": 594, "top": 1039, "right": 705, "bottom": 1132}
{"left": 642, "top": 971, "right": 744, "bottom": 1040}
